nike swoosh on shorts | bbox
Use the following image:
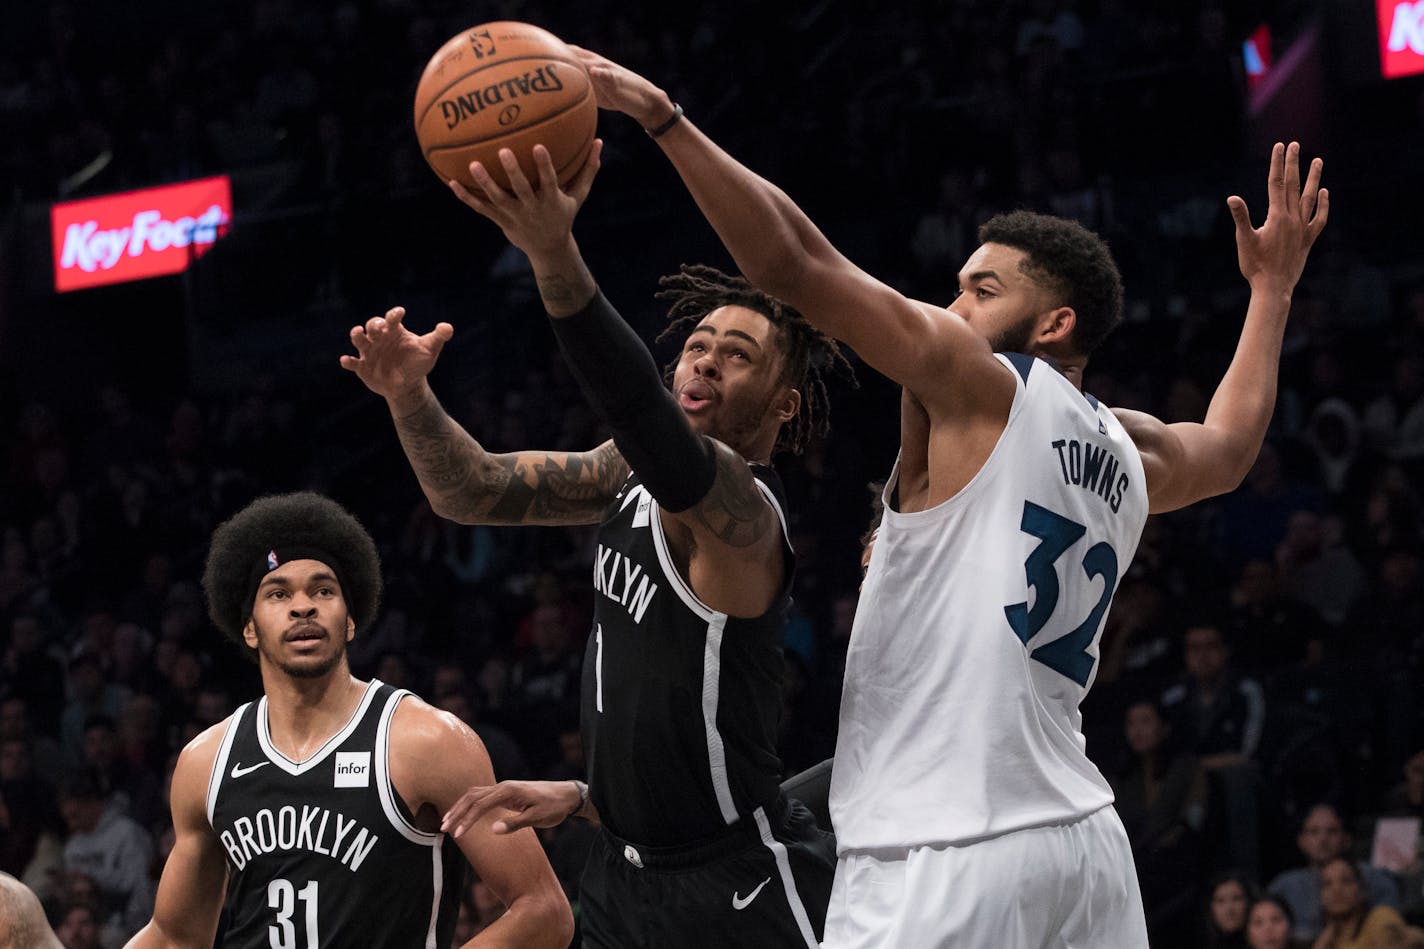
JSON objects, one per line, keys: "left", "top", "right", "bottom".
{"left": 732, "top": 876, "right": 772, "bottom": 911}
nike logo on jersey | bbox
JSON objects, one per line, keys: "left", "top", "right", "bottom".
{"left": 732, "top": 876, "right": 772, "bottom": 911}
{"left": 230, "top": 761, "right": 270, "bottom": 778}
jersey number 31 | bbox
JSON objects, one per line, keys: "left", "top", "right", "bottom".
{"left": 1003, "top": 501, "right": 1119, "bottom": 687}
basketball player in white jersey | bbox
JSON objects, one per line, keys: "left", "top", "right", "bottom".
{"left": 125, "top": 493, "right": 571, "bottom": 948}
{"left": 575, "top": 48, "right": 1328, "bottom": 947}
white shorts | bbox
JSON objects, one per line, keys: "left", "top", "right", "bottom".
{"left": 822, "top": 806, "right": 1148, "bottom": 948}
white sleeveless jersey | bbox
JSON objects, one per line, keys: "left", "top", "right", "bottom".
{"left": 830, "top": 353, "right": 1148, "bottom": 853}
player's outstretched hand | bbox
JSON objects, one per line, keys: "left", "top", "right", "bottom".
{"left": 339, "top": 306, "right": 453, "bottom": 405}
{"left": 568, "top": 47, "right": 674, "bottom": 130}
{"left": 441, "top": 779, "right": 582, "bottom": 838}
{"left": 448, "top": 141, "right": 602, "bottom": 262}
{"left": 1226, "top": 141, "right": 1329, "bottom": 296}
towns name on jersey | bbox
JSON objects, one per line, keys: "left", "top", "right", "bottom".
{"left": 593, "top": 544, "right": 658, "bottom": 623}
{"left": 1051, "top": 437, "right": 1130, "bottom": 513}
{"left": 218, "top": 806, "right": 379, "bottom": 873}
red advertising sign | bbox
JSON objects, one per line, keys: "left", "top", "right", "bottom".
{"left": 1243, "top": 24, "right": 1272, "bottom": 90}
{"left": 1379, "top": 0, "right": 1424, "bottom": 78}
{"left": 50, "top": 175, "right": 232, "bottom": 293}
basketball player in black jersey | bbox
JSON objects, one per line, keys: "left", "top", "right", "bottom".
{"left": 125, "top": 493, "right": 572, "bottom": 949}
{"left": 342, "top": 142, "right": 848, "bottom": 947}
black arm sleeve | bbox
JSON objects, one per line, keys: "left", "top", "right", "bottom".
{"left": 549, "top": 290, "right": 717, "bottom": 513}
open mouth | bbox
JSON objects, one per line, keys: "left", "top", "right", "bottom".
{"left": 678, "top": 380, "right": 716, "bottom": 411}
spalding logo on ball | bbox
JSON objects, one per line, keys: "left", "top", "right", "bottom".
{"left": 414, "top": 21, "right": 597, "bottom": 193}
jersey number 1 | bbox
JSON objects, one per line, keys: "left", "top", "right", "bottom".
{"left": 1003, "top": 501, "right": 1118, "bottom": 687}
{"left": 268, "top": 878, "right": 318, "bottom": 949}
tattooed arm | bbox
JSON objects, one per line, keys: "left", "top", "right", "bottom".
{"left": 343, "top": 305, "right": 629, "bottom": 527}
{"left": 392, "top": 392, "right": 627, "bottom": 526}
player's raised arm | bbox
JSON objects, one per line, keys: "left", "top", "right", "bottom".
{"left": 124, "top": 726, "right": 229, "bottom": 949}
{"left": 1114, "top": 142, "right": 1329, "bottom": 514}
{"left": 571, "top": 47, "right": 1003, "bottom": 413}
{"left": 341, "top": 305, "right": 629, "bottom": 527}
{"left": 390, "top": 700, "right": 574, "bottom": 949}
{"left": 452, "top": 144, "right": 790, "bottom": 617}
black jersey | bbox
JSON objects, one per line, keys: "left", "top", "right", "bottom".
{"left": 581, "top": 464, "right": 795, "bottom": 846}
{"left": 207, "top": 680, "right": 461, "bottom": 949}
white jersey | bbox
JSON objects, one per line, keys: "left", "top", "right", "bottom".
{"left": 830, "top": 352, "right": 1148, "bottom": 853}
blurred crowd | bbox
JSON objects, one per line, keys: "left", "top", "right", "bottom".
{"left": 2, "top": 1, "right": 1423, "bottom": 947}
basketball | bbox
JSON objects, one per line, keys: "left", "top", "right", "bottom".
{"left": 413, "top": 22, "right": 597, "bottom": 194}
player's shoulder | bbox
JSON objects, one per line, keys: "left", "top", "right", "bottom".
{"left": 389, "top": 692, "right": 486, "bottom": 755}
{"left": 176, "top": 716, "right": 236, "bottom": 775}
{"left": 168, "top": 715, "right": 238, "bottom": 815}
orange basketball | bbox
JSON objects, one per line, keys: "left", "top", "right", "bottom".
{"left": 413, "top": 22, "right": 597, "bottom": 193}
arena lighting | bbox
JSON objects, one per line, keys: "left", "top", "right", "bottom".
{"left": 1378, "top": 0, "right": 1424, "bottom": 78}
{"left": 1244, "top": 24, "right": 1272, "bottom": 90}
{"left": 50, "top": 174, "right": 232, "bottom": 293}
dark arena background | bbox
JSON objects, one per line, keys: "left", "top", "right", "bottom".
{"left": 1, "top": 1, "right": 1422, "bottom": 946}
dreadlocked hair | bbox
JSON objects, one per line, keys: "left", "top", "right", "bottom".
{"left": 654, "top": 263, "right": 856, "bottom": 455}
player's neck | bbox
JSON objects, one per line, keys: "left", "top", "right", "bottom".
{"left": 261, "top": 669, "right": 367, "bottom": 762}
{"left": 1029, "top": 348, "right": 1087, "bottom": 390}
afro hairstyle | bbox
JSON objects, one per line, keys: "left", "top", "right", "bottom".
{"left": 203, "top": 492, "right": 382, "bottom": 657}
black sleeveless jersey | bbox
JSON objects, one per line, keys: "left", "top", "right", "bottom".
{"left": 581, "top": 464, "right": 795, "bottom": 846}
{"left": 207, "top": 680, "right": 461, "bottom": 949}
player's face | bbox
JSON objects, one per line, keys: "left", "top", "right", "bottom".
{"left": 1318, "top": 859, "right": 1361, "bottom": 917}
{"left": 672, "top": 305, "right": 797, "bottom": 454}
{"left": 1211, "top": 880, "right": 1249, "bottom": 932}
{"left": 948, "top": 243, "right": 1060, "bottom": 354}
{"left": 244, "top": 559, "right": 354, "bottom": 681}
{"left": 1247, "top": 902, "right": 1291, "bottom": 949}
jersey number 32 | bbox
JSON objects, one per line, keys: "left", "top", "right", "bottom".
{"left": 1003, "top": 501, "right": 1119, "bottom": 687}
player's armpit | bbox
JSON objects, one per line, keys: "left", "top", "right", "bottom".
{"left": 125, "top": 726, "right": 229, "bottom": 949}
{"left": 658, "top": 438, "right": 789, "bottom": 618}
{"left": 1113, "top": 408, "right": 1256, "bottom": 514}
{"left": 390, "top": 701, "right": 574, "bottom": 949}
{"left": 680, "top": 439, "right": 778, "bottom": 550}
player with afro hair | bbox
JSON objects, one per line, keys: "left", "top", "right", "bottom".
{"left": 202, "top": 492, "right": 382, "bottom": 660}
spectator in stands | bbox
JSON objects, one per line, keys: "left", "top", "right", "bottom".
{"left": 1163, "top": 620, "right": 1267, "bottom": 875}
{"left": 1207, "top": 871, "right": 1260, "bottom": 948}
{"left": 54, "top": 902, "right": 103, "bottom": 949}
{"left": 1113, "top": 697, "right": 1208, "bottom": 947}
{"left": 1226, "top": 558, "right": 1321, "bottom": 679}
{"left": 59, "top": 652, "right": 128, "bottom": 758}
{"left": 1269, "top": 803, "right": 1402, "bottom": 942}
{"left": 0, "top": 734, "right": 61, "bottom": 880}
{"left": 1246, "top": 895, "right": 1303, "bottom": 949}
{"left": 0, "top": 694, "right": 67, "bottom": 786}
{"left": 79, "top": 714, "right": 162, "bottom": 829}
{"left": 4, "top": 614, "right": 65, "bottom": 733}
{"left": 1313, "top": 856, "right": 1420, "bottom": 948}
{"left": 1385, "top": 751, "right": 1424, "bottom": 818}
{"left": 56, "top": 772, "right": 154, "bottom": 942}
{"left": 1274, "top": 511, "right": 1365, "bottom": 628}
{"left": 1363, "top": 353, "right": 1424, "bottom": 461}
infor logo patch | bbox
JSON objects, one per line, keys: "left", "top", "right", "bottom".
{"left": 333, "top": 751, "right": 371, "bottom": 788}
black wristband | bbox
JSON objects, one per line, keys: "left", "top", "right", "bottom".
{"left": 645, "top": 103, "right": 683, "bottom": 139}
{"left": 550, "top": 290, "right": 717, "bottom": 513}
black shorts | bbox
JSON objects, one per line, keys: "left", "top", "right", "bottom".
{"left": 579, "top": 796, "right": 836, "bottom": 948}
